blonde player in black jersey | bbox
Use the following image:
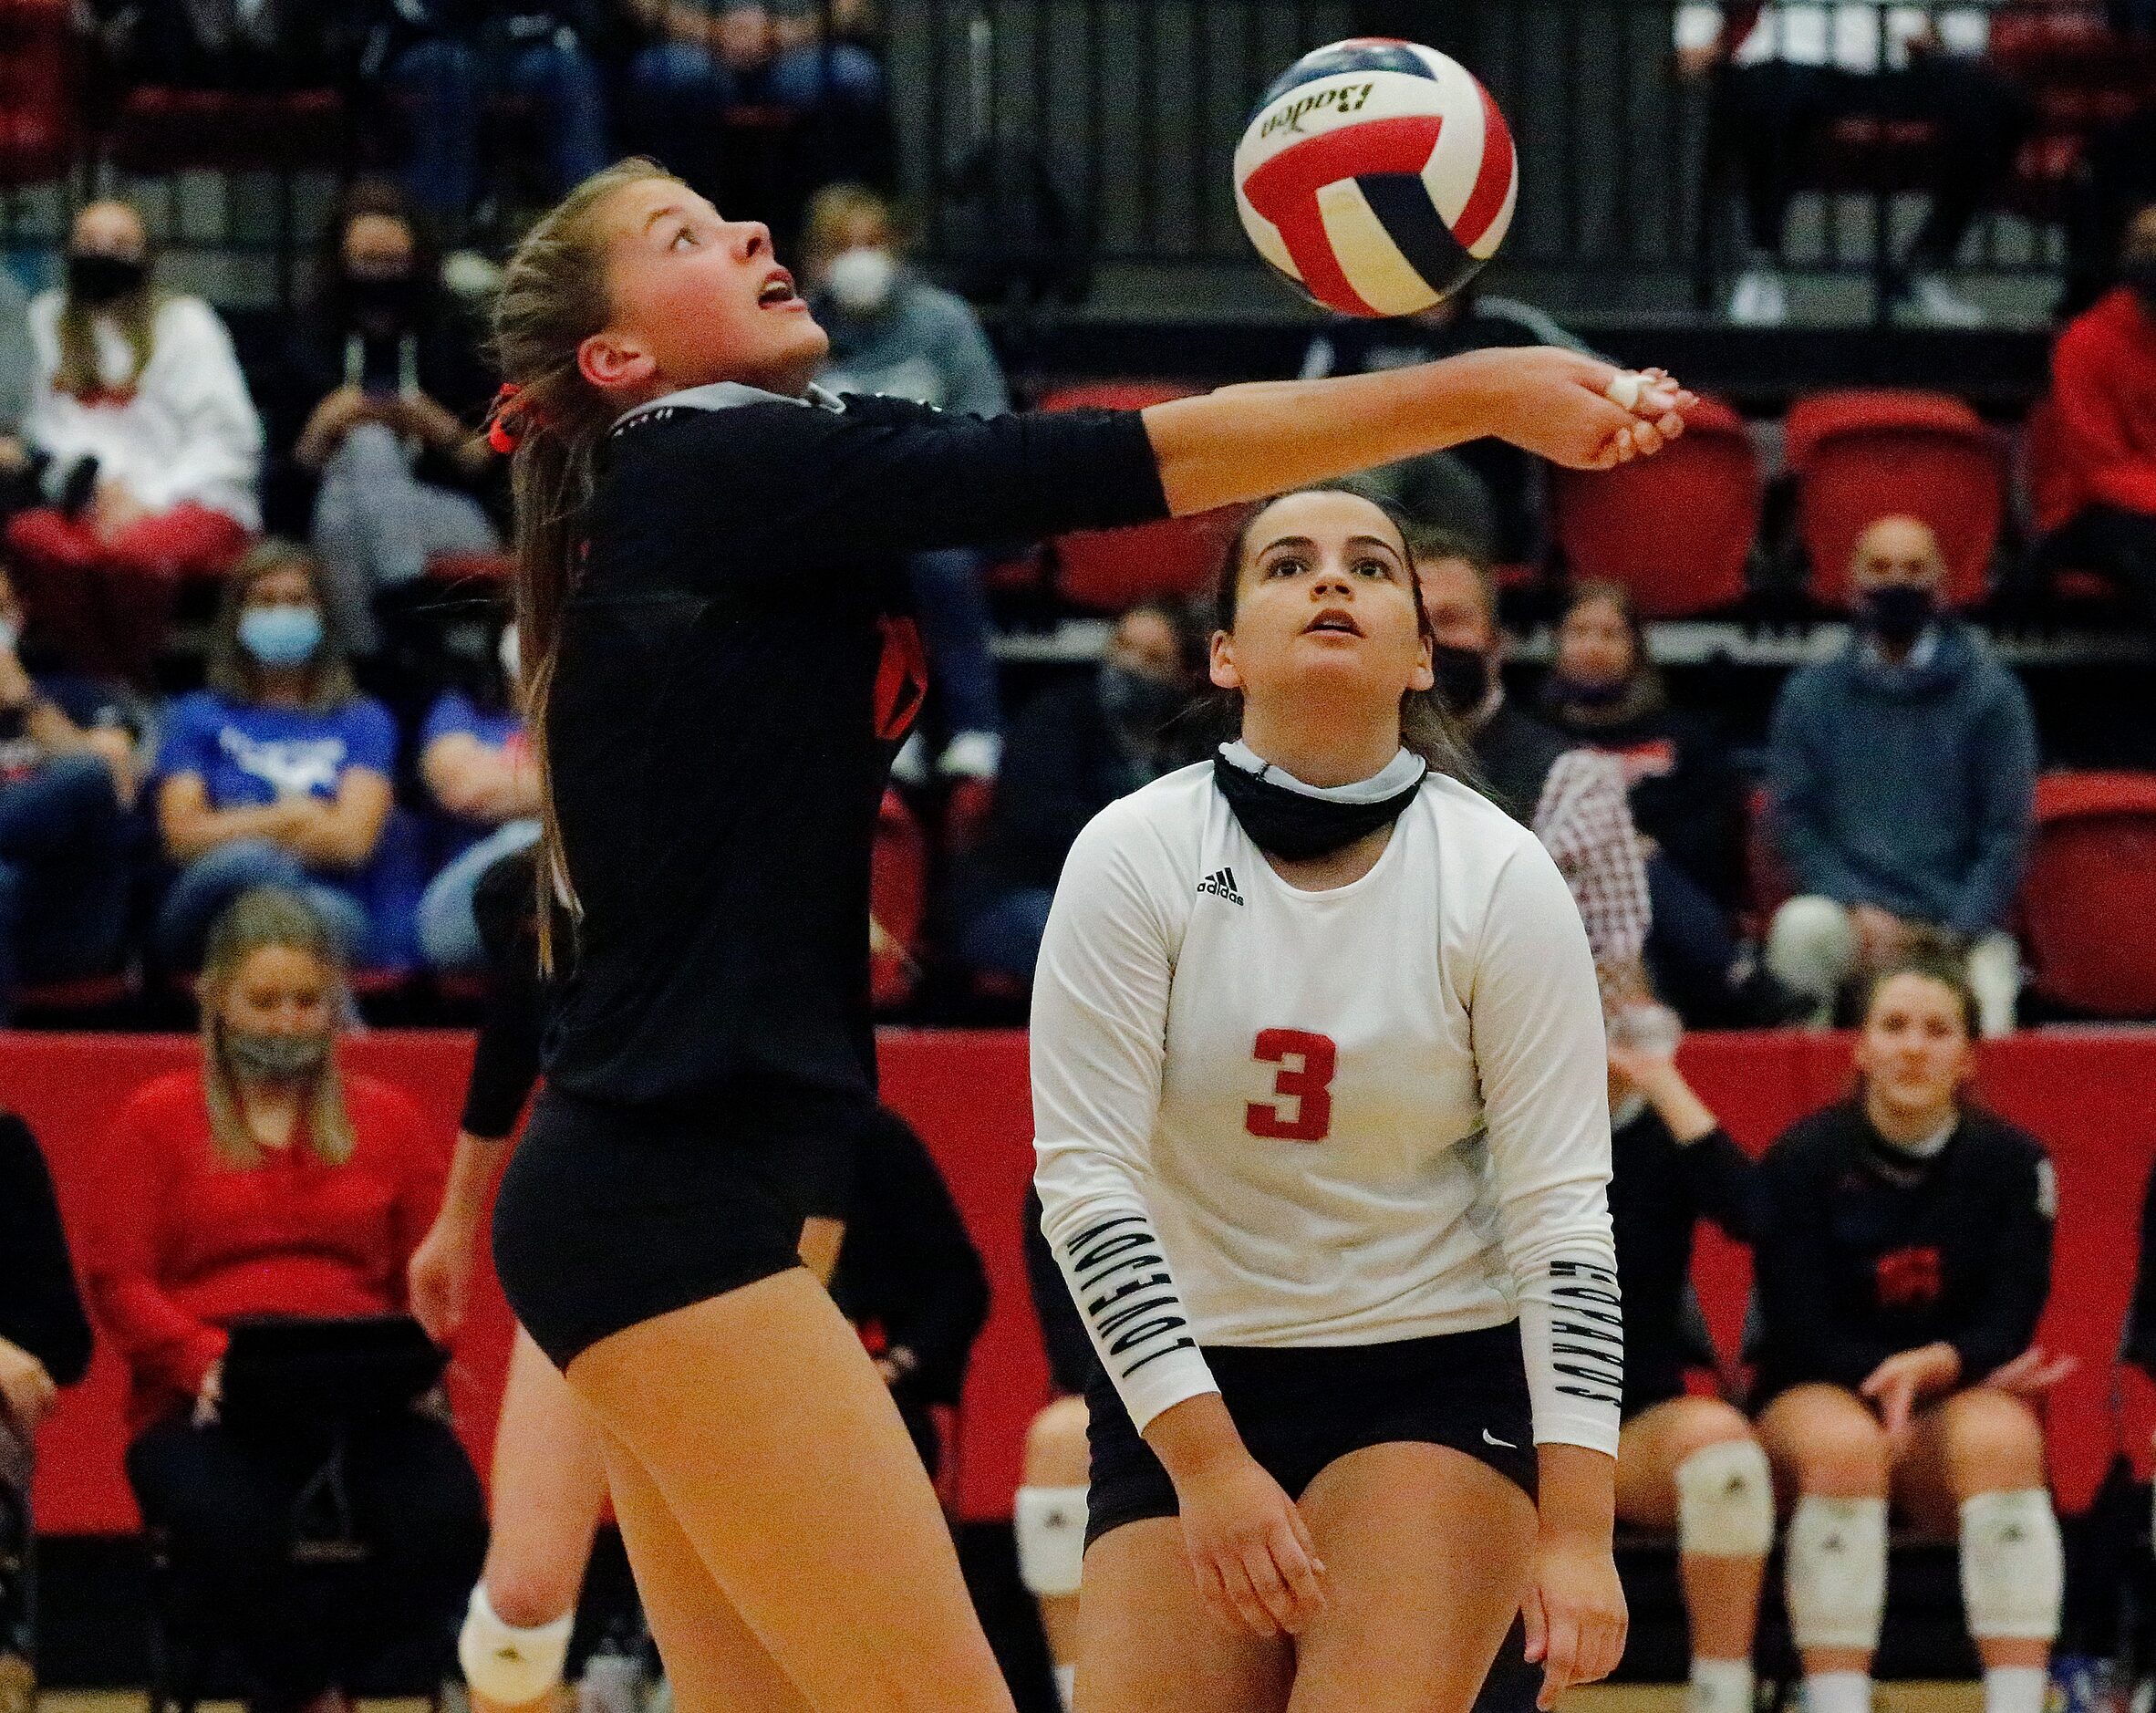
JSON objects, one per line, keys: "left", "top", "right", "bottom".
{"left": 488, "top": 158, "right": 1688, "bottom": 1713}
{"left": 1034, "top": 487, "right": 1630, "bottom": 1713}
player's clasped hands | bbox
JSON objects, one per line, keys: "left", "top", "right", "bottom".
{"left": 1466, "top": 347, "right": 1698, "bottom": 474}
{"left": 1523, "top": 1529, "right": 1630, "bottom": 1709}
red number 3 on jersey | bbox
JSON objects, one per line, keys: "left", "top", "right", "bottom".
{"left": 1246, "top": 1028, "right": 1337, "bottom": 1142}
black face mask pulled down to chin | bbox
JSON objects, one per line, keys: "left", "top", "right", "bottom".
{"left": 346, "top": 273, "right": 418, "bottom": 328}
{"left": 1212, "top": 753, "right": 1427, "bottom": 861}
{"left": 1429, "top": 643, "right": 1490, "bottom": 720}
{"left": 67, "top": 252, "right": 147, "bottom": 307}
{"left": 1857, "top": 582, "right": 1937, "bottom": 651}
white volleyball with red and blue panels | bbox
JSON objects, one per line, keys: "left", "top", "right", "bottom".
{"left": 1234, "top": 38, "right": 1518, "bottom": 317}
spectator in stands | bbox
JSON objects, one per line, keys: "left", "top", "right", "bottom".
{"left": 1675, "top": 3, "right": 2031, "bottom": 327}
{"left": 1540, "top": 580, "right": 1784, "bottom": 1026}
{"left": 416, "top": 616, "right": 536, "bottom": 972}
{"left": 1300, "top": 286, "right": 1596, "bottom": 566}
{"left": 362, "top": 0, "right": 610, "bottom": 244}
{"left": 85, "top": 888, "right": 484, "bottom": 1713}
{"left": 1750, "top": 952, "right": 2060, "bottom": 1713}
{"left": 2033, "top": 201, "right": 2156, "bottom": 630}
{"left": 828, "top": 1102, "right": 989, "bottom": 1479}
{"left": 625, "top": 1, "right": 888, "bottom": 195}
{"left": 0, "top": 1107, "right": 90, "bottom": 1713}
{"left": 1410, "top": 527, "right": 1653, "bottom": 991}
{"left": 0, "top": 566, "right": 137, "bottom": 1018}
{"left": 11, "top": 200, "right": 260, "bottom": 686}
{"left": 271, "top": 181, "right": 500, "bottom": 658}
{"left": 152, "top": 543, "right": 403, "bottom": 973}
{"left": 803, "top": 182, "right": 1008, "bottom": 784}
{"left": 954, "top": 601, "right": 1202, "bottom": 984}
{"left": 1603, "top": 1021, "right": 1767, "bottom": 1713}
{"left": 1765, "top": 514, "right": 2035, "bottom": 1036}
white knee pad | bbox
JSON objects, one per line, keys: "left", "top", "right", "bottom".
{"left": 1785, "top": 1494, "right": 1888, "bottom": 1653}
{"left": 1959, "top": 1489, "right": 2062, "bottom": 1642}
{"left": 1014, "top": 1485, "right": 1089, "bottom": 1598}
{"left": 459, "top": 1583, "right": 575, "bottom": 1707}
{"left": 1675, "top": 1438, "right": 1776, "bottom": 1558}
{"left": 1767, "top": 897, "right": 1858, "bottom": 1007}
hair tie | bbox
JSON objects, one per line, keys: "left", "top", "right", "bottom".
{"left": 488, "top": 382, "right": 540, "bottom": 454}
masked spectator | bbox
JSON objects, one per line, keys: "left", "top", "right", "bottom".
{"left": 1765, "top": 515, "right": 2035, "bottom": 1035}
{"left": 10, "top": 200, "right": 260, "bottom": 684}
{"left": 955, "top": 602, "right": 1201, "bottom": 984}
{"left": 85, "top": 887, "right": 484, "bottom": 1713}
{"left": 268, "top": 181, "right": 500, "bottom": 659}
{"left": 151, "top": 543, "right": 404, "bottom": 972}
{"left": 1540, "top": 580, "right": 1785, "bottom": 1026}
{"left": 1411, "top": 527, "right": 1653, "bottom": 993}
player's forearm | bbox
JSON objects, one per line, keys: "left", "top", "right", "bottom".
{"left": 1140, "top": 351, "right": 1510, "bottom": 516}
{"left": 435, "top": 1130, "right": 506, "bottom": 1230}
{"left": 1143, "top": 1389, "right": 1248, "bottom": 1486}
{"left": 1536, "top": 1442, "right": 1616, "bottom": 1547}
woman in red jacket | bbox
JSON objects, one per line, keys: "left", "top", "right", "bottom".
{"left": 86, "top": 886, "right": 484, "bottom": 1713}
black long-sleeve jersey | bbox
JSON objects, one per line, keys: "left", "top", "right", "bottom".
{"left": 829, "top": 1105, "right": 990, "bottom": 1411}
{"left": 1608, "top": 1105, "right": 1757, "bottom": 1417}
{"left": 0, "top": 1114, "right": 93, "bottom": 1387}
{"left": 1751, "top": 1100, "right": 2055, "bottom": 1401}
{"left": 544, "top": 383, "right": 1166, "bottom": 1123}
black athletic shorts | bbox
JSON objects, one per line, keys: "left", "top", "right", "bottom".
{"left": 492, "top": 1085, "right": 859, "bottom": 1369}
{"left": 1083, "top": 1323, "right": 1538, "bottom": 1549}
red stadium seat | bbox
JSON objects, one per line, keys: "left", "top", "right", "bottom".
{"left": 1035, "top": 381, "right": 1242, "bottom": 612}
{"left": 1786, "top": 389, "right": 2005, "bottom": 609}
{"left": 1550, "top": 393, "right": 1758, "bottom": 618}
{"left": 870, "top": 788, "right": 926, "bottom": 1011}
{"left": 425, "top": 550, "right": 515, "bottom": 586}
{"left": 0, "top": 0, "right": 74, "bottom": 186}
{"left": 2019, "top": 772, "right": 2156, "bottom": 1019}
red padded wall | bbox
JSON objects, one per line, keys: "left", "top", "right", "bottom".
{"left": 15, "top": 1027, "right": 2154, "bottom": 1532}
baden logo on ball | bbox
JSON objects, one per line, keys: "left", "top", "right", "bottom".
{"left": 1235, "top": 38, "right": 1519, "bottom": 319}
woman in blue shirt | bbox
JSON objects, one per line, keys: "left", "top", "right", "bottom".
{"left": 152, "top": 542, "right": 401, "bottom": 970}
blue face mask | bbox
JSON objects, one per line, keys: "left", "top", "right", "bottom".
{"left": 239, "top": 606, "right": 323, "bottom": 668}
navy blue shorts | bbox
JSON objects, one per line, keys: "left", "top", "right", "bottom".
{"left": 1083, "top": 1323, "right": 1537, "bottom": 1549}
{"left": 492, "top": 1085, "right": 858, "bottom": 1369}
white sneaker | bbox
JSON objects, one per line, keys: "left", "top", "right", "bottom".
{"left": 938, "top": 729, "right": 1003, "bottom": 781}
{"left": 1902, "top": 271, "right": 1987, "bottom": 328}
{"left": 1728, "top": 265, "right": 1788, "bottom": 327}
{"left": 889, "top": 730, "right": 931, "bottom": 787}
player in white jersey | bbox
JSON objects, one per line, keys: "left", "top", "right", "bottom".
{"left": 1031, "top": 487, "right": 1628, "bottom": 1713}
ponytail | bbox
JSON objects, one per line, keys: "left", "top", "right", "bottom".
{"left": 492, "top": 159, "right": 684, "bottom": 969}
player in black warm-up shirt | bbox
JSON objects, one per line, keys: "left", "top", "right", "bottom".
{"left": 474, "top": 156, "right": 1694, "bottom": 1712}
{"left": 1749, "top": 955, "right": 2061, "bottom": 1713}
{"left": 1599, "top": 1029, "right": 1769, "bottom": 1713}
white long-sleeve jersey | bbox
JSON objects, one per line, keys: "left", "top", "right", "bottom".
{"left": 25, "top": 293, "right": 263, "bottom": 530}
{"left": 1031, "top": 762, "right": 1623, "bottom": 1453}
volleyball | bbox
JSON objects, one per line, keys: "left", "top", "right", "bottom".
{"left": 1233, "top": 38, "right": 1519, "bottom": 318}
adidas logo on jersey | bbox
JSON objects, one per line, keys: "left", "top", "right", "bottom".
{"left": 1196, "top": 867, "right": 1245, "bottom": 906}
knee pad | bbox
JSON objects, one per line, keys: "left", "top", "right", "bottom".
{"left": 1675, "top": 1438, "right": 1775, "bottom": 1559}
{"left": 1767, "top": 898, "right": 1857, "bottom": 1002}
{"left": 1014, "top": 1484, "right": 1089, "bottom": 1599}
{"left": 1959, "top": 1489, "right": 2062, "bottom": 1642}
{"left": 1784, "top": 1494, "right": 1887, "bottom": 1653}
{"left": 459, "top": 1583, "right": 574, "bottom": 1707}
